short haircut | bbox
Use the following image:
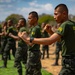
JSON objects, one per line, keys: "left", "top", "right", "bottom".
{"left": 29, "top": 11, "right": 38, "bottom": 20}
{"left": 55, "top": 4, "right": 68, "bottom": 14}
{"left": 19, "top": 18, "right": 26, "bottom": 26}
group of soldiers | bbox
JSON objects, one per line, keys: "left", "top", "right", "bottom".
{"left": 41, "top": 22, "right": 62, "bottom": 66}
{"left": 0, "top": 11, "right": 62, "bottom": 75}
{"left": 0, "top": 11, "right": 45, "bottom": 75}
{"left": 0, "top": 18, "right": 28, "bottom": 75}
{"left": 0, "top": 3, "right": 74, "bottom": 75}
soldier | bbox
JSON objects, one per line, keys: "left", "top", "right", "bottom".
{"left": 14, "top": 18, "right": 28, "bottom": 75}
{"left": 0, "top": 21, "right": 11, "bottom": 60}
{"left": 18, "top": 11, "right": 42, "bottom": 75}
{"left": 52, "top": 23, "right": 62, "bottom": 66}
{"left": 1, "top": 19, "right": 17, "bottom": 68}
{"left": 41, "top": 22, "right": 49, "bottom": 59}
{"left": 0, "top": 24, "right": 2, "bottom": 55}
{"left": 52, "top": 41, "right": 62, "bottom": 66}
{"left": 18, "top": 4, "right": 75, "bottom": 75}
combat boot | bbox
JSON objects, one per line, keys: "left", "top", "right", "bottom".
{"left": 4, "top": 58, "right": 7, "bottom": 68}
{"left": 18, "top": 69, "right": 22, "bottom": 75}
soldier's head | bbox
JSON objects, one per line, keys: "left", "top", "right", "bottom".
{"left": 54, "top": 4, "right": 68, "bottom": 23}
{"left": 18, "top": 18, "right": 26, "bottom": 28}
{"left": 28, "top": 11, "right": 38, "bottom": 27}
{"left": 7, "top": 19, "right": 13, "bottom": 27}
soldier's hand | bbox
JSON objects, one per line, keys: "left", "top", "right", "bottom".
{"left": 44, "top": 24, "right": 51, "bottom": 32}
{"left": 44, "top": 24, "right": 54, "bottom": 35}
{"left": 18, "top": 31, "right": 28, "bottom": 40}
{"left": 8, "top": 33, "right": 12, "bottom": 36}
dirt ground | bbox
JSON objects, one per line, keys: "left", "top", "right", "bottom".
{"left": 41, "top": 44, "right": 62, "bottom": 75}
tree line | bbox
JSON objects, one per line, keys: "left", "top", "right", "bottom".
{"left": 0, "top": 13, "right": 75, "bottom": 27}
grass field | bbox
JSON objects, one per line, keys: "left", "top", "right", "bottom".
{"left": 0, "top": 55, "right": 53, "bottom": 75}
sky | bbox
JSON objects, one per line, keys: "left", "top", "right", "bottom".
{"left": 0, "top": 0, "right": 75, "bottom": 21}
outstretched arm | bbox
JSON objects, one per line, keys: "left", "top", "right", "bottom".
{"left": 32, "top": 33, "right": 61, "bottom": 45}
{"left": 18, "top": 31, "right": 61, "bottom": 45}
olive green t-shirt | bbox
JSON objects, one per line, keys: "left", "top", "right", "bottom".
{"left": 18, "top": 27, "right": 27, "bottom": 47}
{"left": 1, "top": 27, "right": 7, "bottom": 40}
{"left": 7, "top": 26, "right": 17, "bottom": 42}
{"left": 42, "top": 31, "right": 49, "bottom": 38}
{"left": 29, "top": 25, "right": 41, "bottom": 51}
{"left": 41, "top": 30, "right": 49, "bottom": 49}
{"left": 56, "top": 20, "right": 75, "bottom": 56}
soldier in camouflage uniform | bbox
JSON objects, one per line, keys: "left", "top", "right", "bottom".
{"left": 14, "top": 18, "right": 28, "bottom": 75}
{"left": 41, "top": 22, "right": 49, "bottom": 59}
{"left": 18, "top": 11, "right": 42, "bottom": 75}
{"left": 0, "top": 22, "right": 11, "bottom": 60}
{"left": 52, "top": 41, "right": 62, "bottom": 66}
{"left": 52, "top": 23, "right": 62, "bottom": 66}
{"left": 2, "top": 19, "right": 17, "bottom": 68}
{"left": 18, "top": 4, "right": 75, "bottom": 75}
{"left": 0, "top": 24, "right": 2, "bottom": 55}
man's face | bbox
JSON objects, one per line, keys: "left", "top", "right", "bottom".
{"left": 54, "top": 8, "right": 64, "bottom": 23}
{"left": 18, "top": 19, "right": 24, "bottom": 27}
{"left": 28, "top": 14, "right": 36, "bottom": 27}
{"left": 7, "top": 20, "right": 12, "bottom": 26}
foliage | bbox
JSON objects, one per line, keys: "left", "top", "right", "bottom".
{"left": 5, "top": 14, "right": 24, "bottom": 24}
{"left": 38, "top": 14, "right": 55, "bottom": 25}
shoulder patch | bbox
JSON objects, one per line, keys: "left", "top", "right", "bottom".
{"left": 57, "top": 27, "right": 62, "bottom": 32}
{"left": 31, "top": 32, "right": 35, "bottom": 35}
{"left": 73, "top": 26, "right": 75, "bottom": 30}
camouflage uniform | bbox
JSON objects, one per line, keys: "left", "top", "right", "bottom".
{"left": 53, "top": 41, "right": 62, "bottom": 65}
{"left": 41, "top": 31, "right": 49, "bottom": 59}
{"left": 0, "top": 25, "right": 2, "bottom": 54}
{"left": 3, "top": 26, "right": 17, "bottom": 67}
{"left": 25, "top": 25, "right": 42, "bottom": 75}
{"left": 1, "top": 28, "right": 8, "bottom": 60}
{"left": 14, "top": 27, "right": 28, "bottom": 75}
{"left": 1, "top": 36, "right": 7, "bottom": 59}
{"left": 56, "top": 20, "right": 75, "bottom": 75}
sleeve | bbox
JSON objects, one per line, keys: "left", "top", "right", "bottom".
{"left": 56, "top": 23, "right": 66, "bottom": 36}
{"left": 19, "top": 27, "right": 26, "bottom": 32}
{"left": 31, "top": 26, "right": 41, "bottom": 38}
{"left": 36, "top": 27, "right": 41, "bottom": 38}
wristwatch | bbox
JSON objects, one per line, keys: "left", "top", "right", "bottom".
{"left": 30, "top": 37, "right": 34, "bottom": 43}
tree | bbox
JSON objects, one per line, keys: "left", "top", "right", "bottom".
{"left": 5, "top": 14, "right": 24, "bottom": 24}
{"left": 38, "top": 13, "right": 55, "bottom": 25}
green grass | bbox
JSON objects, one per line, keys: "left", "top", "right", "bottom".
{"left": 0, "top": 55, "right": 53, "bottom": 75}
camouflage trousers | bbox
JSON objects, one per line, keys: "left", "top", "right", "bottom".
{"left": 59, "top": 56, "right": 75, "bottom": 75}
{"left": 3, "top": 41, "right": 16, "bottom": 59}
{"left": 14, "top": 46, "right": 28, "bottom": 75}
{"left": 25, "top": 50, "right": 42, "bottom": 75}
{"left": 42, "top": 45, "right": 49, "bottom": 58}
{"left": 55, "top": 42, "right": 62, "bottom": 63}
